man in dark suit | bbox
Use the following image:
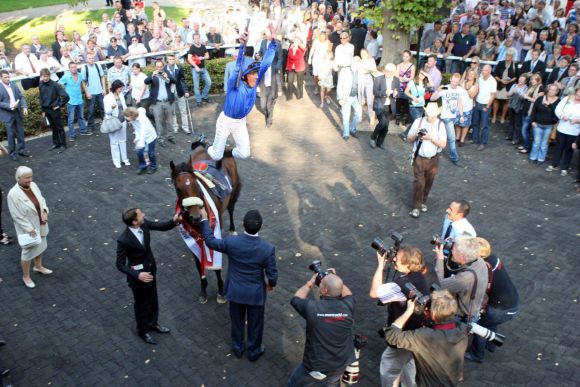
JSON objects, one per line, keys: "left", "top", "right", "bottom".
{"left": 165, "top": 53, "right": 191, "bottom": 134}
{"left": 145, "top": 59, "right": 176, "bottom": 146}
{"left": 370, "top": 64, "right": 400, "bottom": 149}
{"left": 0, "top": 70, "right": 31, "bottom": 162}
{"left": 546, "top": 55, "right": 571, "bottom": 85}
{"left": 350, "top": 19, "right": 367, "bottom": 57}
{"left": 116, "top": 207, "right": 179, "bottom": 344}
{"left": 200, "top": 209, "right": 278, "bottom": 361}
{"left": 257, "top": 29, "right": 283, "bottom": 127}
{"left": 519, "top": 49, "right": 546, "bottom": 78}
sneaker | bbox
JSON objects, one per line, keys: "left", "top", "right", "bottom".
{"left": 399, "top": 133, "right": 407, "bottom": 142}
{"left": 420, "top": 204, "right": 428, "bottom": 213}
{"left": 123, "top": 160, "right": 131, "bottom": 166}
{"left": 114, "top": 163, "right": 122, "bottom": 168}
{"left": 519, "top": 149, "right": 528, "bottom": 154}
{"left": 80, "top": 132, "right": 93, "bottom": 136}
{"left": 545, "top": 165, "right": 554, "bottom": 172}
{"left": 409, "top": 209, "right": 420, "bottom": 218}
{"left": 561, "top": 170, "right": 568, "bottom": 176}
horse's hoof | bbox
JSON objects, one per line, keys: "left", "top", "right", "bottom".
{"left": 230, "top": 230, "right": 238, "bottom": 236}
{"left": 217, "top": 294, "right": 227, "bottom": 304}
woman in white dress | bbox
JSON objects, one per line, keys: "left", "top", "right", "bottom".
{"left": 7, "top": 166, "right": 52, "bottom": 289}
{"left": 308, "top": 30, "right": 328, "bottom": 95}
{"left": 316, "top": 40, "right": 334, "bottom": 107}
{"left": 104, "top": 80, "right": 130, "bottom": 168}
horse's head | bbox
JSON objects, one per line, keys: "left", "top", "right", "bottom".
{"left": 170, "top": 160, "right": 204, "bottom": 226}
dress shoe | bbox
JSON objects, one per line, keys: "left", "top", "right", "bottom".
{"left": 152, "top": 325, "right": 170, "bottom": 334}
{"left": 18, "top": 150, "right": 31, "bottom": 157}
{"left": 167, "top": 137, "right": 176, "bottom": 144}
{"left": 139, "top": 332, "right": 157, "bottom": 344}
{"left": 233, "top": 349, "right": 244, "bottom": 358}
{"left": 49, "top": 145, "right": 61, "bottom": 151}
{"left": 350, "top": 130, "right": 358, "bottom": 138}
{"left": 247, "top": 344, "right": 265, "bottom": 362}
{"left": 33, "top": 267, "right": 53, "bottom": 275}
{"left": 452, "top": 160, "right": 463, "bottom": 167}
{"left": 137, "top": 168, "right": 148, "bottom": 175}
{"left": 9, "top": 154, "right": 18, "bottom": 162}
{"left": 23, "top": 277, "right": 36, "bottom": 288}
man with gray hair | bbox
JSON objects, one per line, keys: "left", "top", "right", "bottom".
{"left": 288, "top": 270, "right": 355, "bottom": 386}
{"left": 434, "top": 235, "right": 488, "bottom": 322}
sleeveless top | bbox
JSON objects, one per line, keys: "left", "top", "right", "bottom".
{"left": 399, "top": 63, "right": 414, "bottom": 92}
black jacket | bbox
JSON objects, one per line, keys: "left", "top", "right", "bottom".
{"left": 51, "top": 41, "right": 65, "bottom": 62}
{"left": 39, "top": 80, "right": 69, "bottom": 109}
{"left": 144, "top": 72, "right": 176, "bottom": 104}
{"left": 546, "top": 66, "right": 569, "bottom": 84}
{"left": 493, "top": 60, "right": 517, "bottom": 91}
{"left": 350, "top": 26, "right": 367, "bottom": 56}
{"left": 164, "top": 64, "right": 189, "bottom": 98}
{"left": 518, "top": 59, "right": 546, "bottom": 78}
{"left": 373, "top": 74, "right": 400, "bottom": 113}
{"left": 116, "top": 219, "right": 176, "bottom": 288}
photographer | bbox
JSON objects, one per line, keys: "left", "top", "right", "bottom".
{"left": 465, "top": 238, "right": 519, "bottom": 363}
{"left": 369, "top": 247, "right": 438, "bottom": 387}
{"left": 288, "top": 270, "right": 355, "bottom": 387}
{"left": 385, "top": 289, "right": 469, "bottom": 387}
{"left": 435, "top": 236, "right": 488, "bottom": 323}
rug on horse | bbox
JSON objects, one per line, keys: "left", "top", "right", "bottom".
{"left": 192, "top": 160, "right": 233, "bottom": 199}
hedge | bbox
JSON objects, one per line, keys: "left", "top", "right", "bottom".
{"left": 0, "top": 57, "right": 231, "bottom": 139}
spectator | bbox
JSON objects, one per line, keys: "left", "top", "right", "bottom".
{"left": 7, "top": 166, "right": 53, "bottom": 289}
{"left": 30, "top": 36, "right": 47, "bottom": 59}
{"left": 148, "top": 30, "right": 168, "bottom": 56}
{"left": 402, "top": 70, "right": 431, "bottom": 141}
{"left": 396, "top": 50, "right": 416, "bottom": 126}
{"left": 84, "top": 39, "right": 106, "bottom": 62}
{"left": 421, "top": 21, "right": 444, "bottom": 52}
{"left": 286, "top": 38, "right": 306, "bottom": 101}
{"left": 0, "top": 70, "right": 31, "bottom": 162}
{"left": 39, "top": 68, "right": 69, "bottom": 152}
{"left": 187, "top": 33, "right": 211, "bottom": 106}
{"left": 521, "top": 21, "right": 537, "bottom": 60}
{"left": 152, "top": 2, "right": 167, "bottom": 28}
{"left": 446, "top": 23, "right": 476, "bottom": 74}
{"left": 59, "top": 62, "right": 88, "bottom": 140}
{"left": 207, "top": 25, "right": 224, "bottom": 59}
{"left": 257, "top": 29, "right": 283, "bottom": 128}
{"left": 129, "top": 63, "right": 150, "bottom": 112}
{"left": 107, "top": 37, "right": 128, "bottom": 60}
{"left": 546, "top": 87, "right": 580, "bottom": 176}
{"left": 492, "top": 49, "right": 517, "bottom": 124}
{"left": 358, "top": 49, "right": 377, "bottom": 127}
{"left": 317, "top": 39, "right": 335, "bottom": 108}
{"left": 38, "top": 50, "right": 63, "bottom": 82}
{"left": 424, "top": 54, "right": 442, "bottom": 90}
{"left": 125, "top": 23, "right": 141, "bottom": 46}
{"left": 145, "top": 59, "right": 176, "bottom": 147}
{"left": 14, "top": 44, "right": 41, "bottom": 76}
{"left": 520, "top": 49, "right": 546, "bottom": 78}
{"left": 127, "top": 36, "right": 148, "bottom": 68}
{"left": 559, "top": 63, "right": 580, "bottom": 96}
{"left": 334, "top": 29, "right": 354, "bottom": 69}
{"left": 81, "top": 53, "right": 107, "bottom": 134}
{"left": 529, "top": 83, "right": 560, "bottom": 165}
{"left": 165, "top": 53, "right": 191, "bottom": 134}
{"left": 104, "top": 80, "right": 130, "bottom": 168}
{"left": 337, "top": 56, "right": 362, "bottom": 141}
{"left": 479, "top": 33, "right": 497, "bottom": 61}
{"left": 107, "top": 56, "right": 130, "bottom": 95}
{"left": 366, "top": 30, "right": 380, "bottom": 65}
{"left": 370, "top": 63, "right": 399, "bottom": 149}
{"left": 457, "top": 68, "right": 478, "bottom": 145}
{"left": 177, "top": 18, "right": 192, "bottom": 43}
{"left": 518, "top": 74, "right": 544, "bottom": 154}
{"left": 546, "top": 55, "right": 570, "bottom": 85}
{"left": 309, "top": 30, "right": 330, "bottom": 96}
{"left": 407, "top": 103, "right": 447, "bottom": 218}
{"left": 471, "top": 64, "right": 497, "bottom": 150}
{"left": 123, "top": 107, "right": 158, "bottom": 174}
{"left": 507, "top": 74, "right": 529, "bottom": 145}
{"left": 350, "top": 18, "right": 366, "bottom": 56}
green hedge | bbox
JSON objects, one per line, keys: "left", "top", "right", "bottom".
{"left": 0, "top": 57, "right": 231, "bottom": 139}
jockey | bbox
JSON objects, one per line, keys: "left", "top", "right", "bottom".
{"left": 205, "top": 32, "right": 278, "bottom": 162}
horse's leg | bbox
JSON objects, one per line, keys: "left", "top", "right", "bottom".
{"left": 227, "top": 181, "right": 242, "bottom": 234}
{"left": 194, "top": 255, "right": 209, "bottom": 304}
{"left": 216, "top": 270, "right": 226, "bottom": 304}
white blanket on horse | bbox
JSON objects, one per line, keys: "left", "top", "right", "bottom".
{"left": 178, "top": 182, "right": 222, "bottom": 270}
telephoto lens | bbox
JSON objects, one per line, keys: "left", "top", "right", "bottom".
{"left": 469, "top": 323, "right": 506, "bottom": 347}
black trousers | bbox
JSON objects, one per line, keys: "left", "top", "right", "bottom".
{"left": 551, "top": 132, "right": 576, "bottom": 170}
{"left": 287, "top": 70, "right": 304, "bottom": 100}
{"left": 371, "top": 108, "right": 391, "bottom": 147}
{"left": 43, "top": 108, "right": 66, "bottom": 148}
{"left": 229, "top": 301, "right": 264, "bottom": 357}
{"left": 260, "top": 79, "right": 278, "bottom": 125}
{"left": 131, "top": 282, "right": 159, "bottom": 334}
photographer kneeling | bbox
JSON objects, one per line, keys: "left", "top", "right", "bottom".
{"left": 370, "top": 247, "right": 438, "bottom": 387}
{"left": 385, "top": 289, "right": 469, "bottom": 387}
{"left": 288, "top": 269, "right": 355, "bottom": 387}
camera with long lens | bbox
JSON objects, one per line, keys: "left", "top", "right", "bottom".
{"left": 308, "top": 260, "right": 328, "bottom": 286}
{"left": 430, "top": 234, "right": 454, "bottom": 251}
{"left": 401, "top": 283, "right": 441, "bottom": 315}
{"left": 371, "top": 231, "right": 404, "bottom": 261}
{"left": 469, "top": 323, "right": 506, "bottom": 347}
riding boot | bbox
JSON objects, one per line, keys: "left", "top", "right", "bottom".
{"left": 199, "top": 279, "right": 208, "bottom": 304}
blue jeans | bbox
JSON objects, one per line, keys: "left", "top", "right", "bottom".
{"left": 192, "top": 68, "right": 211, "bottom": 102}
{"left": 341, "top": 96, "right": 362, "bottom": 137}
{"left": 87, "top": 93, "right": 105, "bottom": 131}
{"left": 136, "top": 140, "right": 157, "bottom": 171}
{"left": 441, "top": 118, "right": 459, "bottom": 162}
{"left": 529, "top": 124, "right": 552, "bottom": 161}
{"left": 520, "top": 116, "right": 532, "bottom": 151}
{"left": 287, "top": 362, "right": 344, "bottom": 387}
{"left": 467, "top": 304, "right": 519, "bottom": 362}
{"left": 471, "top": 103, "right": 491, "bottom": 145}
{"left": 66, "top": 103, "right": 87, "bottom": 137}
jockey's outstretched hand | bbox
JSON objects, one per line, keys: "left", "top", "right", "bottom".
{"left": 239, "top": 30, "right": 249, "bottom": 44}
{"left": 200, "top": 207, "right": 208, "bottom": 220}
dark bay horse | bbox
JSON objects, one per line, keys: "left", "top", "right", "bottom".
{"left": 170, "top": 145, "right": 242, "bottom": 304}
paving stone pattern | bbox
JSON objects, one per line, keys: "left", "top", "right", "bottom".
{"left": 0, "top": 91, "right": 579, "bottom": 387}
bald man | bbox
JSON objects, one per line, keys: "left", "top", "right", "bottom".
{"left": 288, "top": 271, "right": 355, "bottom": 386}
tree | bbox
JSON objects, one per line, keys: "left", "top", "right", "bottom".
{"left": 359, "top": 0, "right": 446, "bottom": 66}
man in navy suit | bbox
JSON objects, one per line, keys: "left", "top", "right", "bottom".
{"left": 0, "top": 70, "right": 31, "bottom": 162}
{"left": 200, "top": 209, "right": 278, "bottom": 361}
{"left": 116, "top": 207, "right": 179, "bottom": 344}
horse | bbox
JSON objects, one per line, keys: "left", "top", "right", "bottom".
{"left": 170, "top": 143, "right": 242, "bottom": 304}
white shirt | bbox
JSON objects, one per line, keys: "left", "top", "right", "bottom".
{"left": 128, "top": 43, "right": 148, "bottom": 68}
{"left": 334, "top": 43, "right": 354, "bottom": 69}
{"left": 408, "top": 117, "right": 446, "bottom": 158}
{"left": 476, "top": 75, "right": 497, "bottom": 105}
{"left": 438, "top": 86, "right": 467, "bottom": 119}
{"left": 14, "top": 52, "right": 41, "bottom": 75}
{"left": 555, "top": 97, "right": 580, "bottom": 136}
{"left": 1, "top": 82, "right": 16, "bottom": 106}
{"left": 130, "top": 72, "right": 150, "bottom": 100}
{"left": 442, "top": 216, "right": 476, "bottom": 240}
{"left": 129, "top": 227, "right": 144, "bottom": 245}
{"left": 132, "top": 107, "right": 158, "bottom": 148}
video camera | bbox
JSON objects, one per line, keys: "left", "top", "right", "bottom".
{"left": 308, "top": 260, "right": 328, "bottom": 286}
{"left": 371, "top": 231, "right": 404, "bottom": 262}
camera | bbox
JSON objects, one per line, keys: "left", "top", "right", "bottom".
{"left": 371, "top": 231, "right": 404, "bottom": 261}
{"left": 441, "top": 85, "right": 449, "bottom": 90}
{"left": 402, "top": 283, "right": 441, "bottom": 315}
{"left": 469, "top": 323, "right": 506, "bottom": 347}
{"left": 430, "top": 234, "right": 455, "bottom": 251}
{"left": 308, "top": 260, "right": 328, "bottom": 286}
{"left": 417, "top": 128, "right": 428, "bottom": 138}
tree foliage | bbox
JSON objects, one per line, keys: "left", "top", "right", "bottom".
{"left": 359, "top": 0, "right": 445, "bottom": 33}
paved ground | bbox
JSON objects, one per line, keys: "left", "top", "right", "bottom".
{"left": 0, "top": 81, "right": 579, "bottom": 387}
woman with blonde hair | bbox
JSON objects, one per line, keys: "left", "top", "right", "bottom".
{"left": 123, "top": 106, "right": 158, "bottom": 175}
{"left": 456, "top": 68, "right": 478, "bottom": 145}
{"left": 7, "top": 167, "right": 52, "bottom": 288}
{"left": 519, "top": 73, "right": 544, "bottom": 153}
{"left": 308, "top": 30, "right": 329, "bottom": 96}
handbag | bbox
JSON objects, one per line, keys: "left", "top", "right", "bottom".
{"left": 100, "top": 116, "right": 123, "bottom": 134}
{"left": 17, "top": 231, "right": 42, "bottom": 249}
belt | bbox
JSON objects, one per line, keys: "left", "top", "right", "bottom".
{"left": 418, "top": 154, "right": 439, "bottom": 160}
{"left": 157, "top": 99, "right": 168, "bottom": 102}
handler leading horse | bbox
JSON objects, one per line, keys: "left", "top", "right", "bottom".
{"left": 171, "top": 141, "right": 242, "bottom": 303}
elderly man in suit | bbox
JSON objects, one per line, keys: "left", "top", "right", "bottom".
{"left": 0, "top": 70, "right": 31, "bottom": 162}
{"left": 116, "top": 207, "right": 180, "bottom": 344}
{"left": 370, "top": 63, "right": 399, "bottom": 149}
{"left": 200, "top": 209, "right": 278, "bottom": 362}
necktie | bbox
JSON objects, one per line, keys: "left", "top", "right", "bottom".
{"left": 444, "top": 221, "right": 453, "bottom": 239}
{"left": 27, "top": 55, "right": 36, "bottom": 73}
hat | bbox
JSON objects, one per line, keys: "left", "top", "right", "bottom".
{"left": 182, "top": 197, "right": 204, "bottom": 208}
{"left": 425, "top": 103, "right": 440, "bottom": 117}
{"left": 242, "top": 61, "right": 261, "bottom": 77}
